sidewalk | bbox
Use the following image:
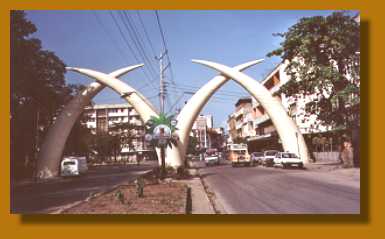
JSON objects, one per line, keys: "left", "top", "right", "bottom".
{"left": 304, "top": 162, "right": 360, "bottom": 188}
{"left": 305, "top": 160, "right": 359, "bottom": 172}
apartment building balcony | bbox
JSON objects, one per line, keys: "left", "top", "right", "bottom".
{"left": 129, "top": 119, "right": 143, "bottom": 126}
{"left": 129, "top": 111, "right": 140, "bottom": 116}
{"left": 108, "top": 111, "right": 128, "bottom": 117}
{"left": 233, "top": 108, "right": 245, "bottom": 118}
{"left": 235, "top": 121, "right": 244, "bottom": 130}
{"left": 247, "top": 133, "right": 273, "bottom": 142}
{"left": 253, "top": 114, "right": 270, "bottom": 128}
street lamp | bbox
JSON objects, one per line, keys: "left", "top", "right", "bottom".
{"left": 295, "top": 132, "right": 300, "bottom": 158}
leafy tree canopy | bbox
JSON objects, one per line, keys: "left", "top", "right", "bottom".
{"left": 11, "top": 11, "right": 86, "bottom": 176}
{"left": 11, "top": 10, "right": 73, "bottom": 122}
{"left": 267, "top": 12, "right": 360, "bottom": 129}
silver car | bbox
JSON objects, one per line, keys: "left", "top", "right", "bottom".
{"left": 262, "top": 150, "right": 279, "bottom": 167}
{"left": 251, "top": 152, "right": 264, "bottom": 165}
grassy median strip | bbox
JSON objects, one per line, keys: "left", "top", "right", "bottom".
{"left": 62, "top": 176, "right": 188, "bottom": 214}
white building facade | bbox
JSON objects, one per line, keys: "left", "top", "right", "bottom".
{"left": 83, "top": 103, "right": 149, "bottom": 153}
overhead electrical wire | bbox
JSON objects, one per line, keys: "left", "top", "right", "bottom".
{"left": 91, "top": 11, "right": 128, "bottom": 63}
{"left": 135, "top": 11, "right": 157, "bottom": 57}
{"left": 154, "top": 10, "right": 179, "bottom": 111}
{"left": 108, "top": 11, "right": 158, "bottom": 92}
{"left": 119, "top": 11, "right": 159, "bottom": 78}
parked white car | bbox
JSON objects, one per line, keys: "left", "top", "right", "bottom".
{"left": 250, "top": 152, "right": 264, "bottom": 165}
{"left": 262, "top": 150, "right": 279, "bottom": 167}
{"left": 204, "top": 149, "right": 220, "bottom": 166}
{"left": 61, "top": 156, "right": 88, "bottom": 177}
{"left": 273, "top": 152, "right": 304, "bottom": 169}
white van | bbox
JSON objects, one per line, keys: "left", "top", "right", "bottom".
{"left": 61, "top": 156, "right": 88, "bottom": 177}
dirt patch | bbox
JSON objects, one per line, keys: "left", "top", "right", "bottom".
{"left": 63, "top": 180, "right": 187, "bottom": 214}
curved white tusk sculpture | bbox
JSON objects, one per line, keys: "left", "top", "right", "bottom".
{"left": 166, "top": 59, "right": 264, "bottom": 167}
{"left": 65, "top": 67, "right": 158, "bottom": 122}
{"left": 36, "top": 64, "right": 145, "bottom": 179}
{"left": 37, "top": 59, "right": 310, "bottom": 178}
{"left": 192, "top": 59, "right": 310, "bottom": 163}
{"left": 65, "top": 67, "right": 179, "bottom": 167}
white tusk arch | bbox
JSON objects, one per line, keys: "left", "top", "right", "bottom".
{"left": 192, "top": 59, "right": 310, "bottom": 163}
{"left": 66, "top": 67, "right": 182, "bottom": 168}
{"left": 166, "top": 59, "right": 264, "bottom": 167}
{"left": 65, "top": 67, "right": 158, "bottom": 122}
{"left": 37, "top": 64, "right": 145, "bottom": 179}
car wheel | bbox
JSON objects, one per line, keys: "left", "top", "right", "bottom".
{"left": 298, "top": 163, "right": 304, "bottom": 169}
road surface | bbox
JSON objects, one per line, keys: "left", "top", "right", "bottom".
{"left": 200, "top": 164, "right": 360, "bottom": 214}
{"left": 11, "top": 163, "right": 155, "bottom": 213}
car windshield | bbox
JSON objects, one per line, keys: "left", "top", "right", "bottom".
{"left": 265, "top": 151, "right": 277, "bottom": 156}
{"left": 63, "top": 161, "right": 76, "bottom": 166}
{"left": 236, "top": 150, "right": 246, "bottom": 155}
{"left": 206, "top": 150, "right": 217, "bottom": 156}
{"left": 282, "top": 153, "right": 297, "bottom": 158}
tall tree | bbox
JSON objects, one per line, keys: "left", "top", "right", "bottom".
{"left": 267, "top": 12, "right": 360, "bottom": 129}
{"left": 267, "top": 12, "right": 360, "bottom": 166}
{"left": 11, "top": 11, "right": 75, "bottom": 178}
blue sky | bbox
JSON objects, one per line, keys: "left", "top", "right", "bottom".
{"left": 25, "top": 10, "right": 357, "bottom": 128}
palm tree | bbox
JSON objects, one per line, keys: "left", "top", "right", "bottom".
{"left": 145, "top": 113, "right": 178, "bottom": 178}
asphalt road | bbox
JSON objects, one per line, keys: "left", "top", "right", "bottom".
{"left": 200, "top": 164, "right": 360, "bottom": 214}
{"left": 11, "top": 163, "right": 155, "bottom": 213}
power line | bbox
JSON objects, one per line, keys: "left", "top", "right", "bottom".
{"left": 154, "top": 11, "right": 177, "bottom": 99}
{"left": 109, "top": 11, "right": 158, "bottom": 92}
{"left": 91, "top": 11, "right": 128, "bottom": 64}
{"left": 119, "top": 11, "right": 159, "bottom": 78}
{"left": 174, "top": 82, "right": 249, "bottom": 95}
{"left": 154, "top": 11, "right": 168, "bottom": 53}
{"left": 123, "top": 12, "right": 157, "bottom": 75}
{"left": 92, "top": 11, "right": 158, "bottom": 97}
{"left": 135, "top": 11, "right": 157, "bottom": 57}
{"left": 154, "top": 11, "right": 176, "bottom": 85}
{"left": 166, "top": 88, "right": 242, "bottom": 102}
{"left": 166, "top": 84, "right": 250, "bottom": 98}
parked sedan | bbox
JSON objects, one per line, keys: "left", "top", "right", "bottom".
{"left": 250, "top": 152, "right": 264, "bottom": 165}
{"left": 204, "top": 149, "right": 220, "bottom": 166}
{"left": 262, "top": 150, "right": 279, "bottom": 167}
{"left": 273, "top": 152, "right": 304, "bottom": 169}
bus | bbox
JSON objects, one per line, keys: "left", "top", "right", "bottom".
{"left": 226, "top": 144, "right": 252, "bottom": 167}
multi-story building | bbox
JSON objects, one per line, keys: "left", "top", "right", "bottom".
{"left": 227, "top": 62, "right": 346, "bottom": 159}
{"left": 248, "top": 63, "right": 336, "bottom": 152}
{"left": 207, "top": 127, "right": 226, "bottom": 150}
{"left": 83, "top": 103, "right": 151, "bottom": 158}
{"left": 190, "top": 114, "right": 225, "bottom": 151}
{"left": 227, "top": 97, "right": 256, "bottom": 143}
{"left": 191, "top": 114, "right": 213, "bottom": 149}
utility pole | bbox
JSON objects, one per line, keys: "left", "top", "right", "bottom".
{"left": 156, "top": 50, "right": 169, "bottom": 113}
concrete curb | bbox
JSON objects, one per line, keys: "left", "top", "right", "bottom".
{"left": 182, "top": 177, "right": 215, "bottom": 214}
{"left": 198, "top": 174, "right": 227, "bottom": 214}
{"left": 185, "top": 186, "right": 192, "bottom": 214}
